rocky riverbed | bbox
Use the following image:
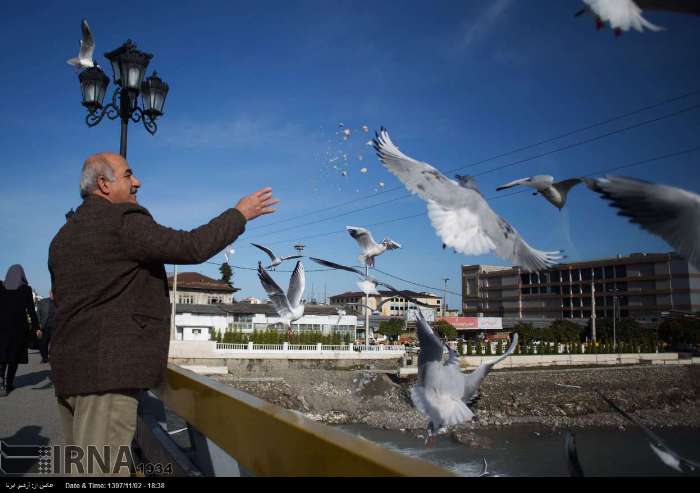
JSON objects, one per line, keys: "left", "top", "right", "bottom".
{"left": 212, "top": 364, "right": 700, "bottom": 446}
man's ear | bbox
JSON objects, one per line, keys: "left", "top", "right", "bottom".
{"left": 97, "top": 175, "right": 111, "bottom": 195}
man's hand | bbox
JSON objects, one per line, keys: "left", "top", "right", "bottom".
{"left": 235, "top": 187, "right": 279, "bottom": 221}
{"left": 36, "top": 329, "right": 43, "bottom": 339}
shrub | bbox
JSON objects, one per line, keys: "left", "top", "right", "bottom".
{"left": 496, "top": 340, "right": 503, "bottom": 355}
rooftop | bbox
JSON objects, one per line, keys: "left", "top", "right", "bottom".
{"left": 330, "top": 290, "right": 441, "bottom": 299}
{"left": 176, "top": 302, "right": 341, "bottom": 316}
{"left": 168, "top": 272, "right": 239, "bottom": 293}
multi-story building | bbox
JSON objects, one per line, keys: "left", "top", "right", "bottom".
{"left": 168, "top": 272, "right": 239, "bottom": 305}
{"left": 329, "top": 290, "right": 443, "bottom": 317}
{"left": 462, "top": 252, "right": 700, "bottom": 323}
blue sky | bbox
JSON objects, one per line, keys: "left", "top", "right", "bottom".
{"left": 1, "top": 1, "right": 699, "bottom": 309}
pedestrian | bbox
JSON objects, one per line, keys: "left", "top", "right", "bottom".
{"left": 36, "top": 291, "right": 57, "bottom": 363}
{"left": 0, "top": 264, "right": 40, "bottom": 397}
{"left": 48, "top": 152, "right": 277, "bottom": 476}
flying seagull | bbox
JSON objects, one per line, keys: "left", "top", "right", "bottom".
{"left": 597, "top": 390, "right": 700, "bottom": 473}
{"left": 372, "top": 128, "right": 562, "bottom": 272}
{"left": 257, "top": 261, "right": 305, "bottom": 329}
{"left": 250, "top": 243, "right": 303, "bottom": 270}
{"left": 223, "top": 246, "right": 235, "bottom": 263}
{"left": 583, "top": 176, "right": 700, "bottom": 270}
{"left": 496, "top": 175, "right": 584, "bottom": 210}
{"left": 67, "top": 19, "right": 96, "bottom": 69}
{"left": 344, "top": 293, "right": 436, "bottom": 316}
{"left": 346, "top": 226, "right": 401, "bottom": 267}
{"left": 575, "top": 0, "right": 665, "bottom": 35}
{"left": 411, "top": 309, "right": 518, "bottom": 447}
{"left": 310, "top": 257, "right": 399, "bottom": 295}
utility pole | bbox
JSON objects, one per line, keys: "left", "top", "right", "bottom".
{"left": 442, "top": 278, "right": 450, "bottom": 317}
{"left": 170, "top": 265, "right": 178, "bottom": 341}
{"left": 365, "top": 264, "right": 370, "bottom": 349}
{"left": 591, "top": 270, "right": 596, "bottom": 342}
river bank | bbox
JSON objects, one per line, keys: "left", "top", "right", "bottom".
{"left": 212, "top": 364, "right": 700, "bottom": 445}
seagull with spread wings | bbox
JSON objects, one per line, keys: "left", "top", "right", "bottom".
{"left": 584, "top": 176, "right": 700, "bottom": 270}
{"left": 67, "top": 19, "right": 96, "bottom": 69}
{"left": 346, "top": 226, "right": 401, "bottom": 267}
{"left": 257, "top": 261, "right": 305, "bottom": 329}
{"left": 496, "top": 175, "right": 583, "bottom": 210}
{"left": 411, "top": 309, "right": 518, "bottom": 447}
{"left": 251, "top": 243, "right": 303, "bottom": 270}
{"left": 372, "top": 128, "right": 562, "bottom": 272}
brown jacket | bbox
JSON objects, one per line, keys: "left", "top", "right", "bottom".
{"left": 48, "top": 195, "right": 246, "bottom": 396}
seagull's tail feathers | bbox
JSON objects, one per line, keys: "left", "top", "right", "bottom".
{"left": 67, "top": 57, "right": 83, "bottom": 67}
{"left": 410, "top": 386, "right": 474, "bottom": 427}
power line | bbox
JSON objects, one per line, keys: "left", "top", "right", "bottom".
{"left": 202, "top": 260, "right": 337, "bottom": 273}
{"left": 245, "top": 103, "right": 700, "bottom": 243}
{"left": 246, "top": 89, "right": 700, "bottom": 233}
{"left": 371, "top": 267, "right": 463, "bottom": 297}
{"left": 246, "top": 144, "right": 700, "bottom": 248}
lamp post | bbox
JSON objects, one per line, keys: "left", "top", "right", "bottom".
{"left": 76, "top": 39, "right": 169, "bottom": 158}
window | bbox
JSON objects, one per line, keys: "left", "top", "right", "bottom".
{"left": 208, "top": 295, "right": 223, "bottom": 304}
{"left": 520, "top": 274, "right": 529, "bottom": 285}
{"left": 551, "top": 286, "right": 561, "bottom": 294}
{"left": 615, "top": 282, "right": 627, "bottom": 292}
{"left": 582, "top": 268, "right": 592, "bottom": 281}
{"left": 615, "top": 265, "right": 627, "bottom": 278}
{"left": 605, "top": 266, "right": 614, "bottom": 278}
{"left": 594, "top": 267, "right": 603, "bottom": 279}
{"left": 192, "top": 329, "right": 201, "bottom": 335}
{"left": 539, "top": 286, "right": 547, "bottom": 294}
{"left": 178, "top": 294, "right": 194, "bottom": 304}
{"left": 521, "top": 288, "right": 530, "bottom": 295}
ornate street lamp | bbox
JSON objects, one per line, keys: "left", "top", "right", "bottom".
{"left": 76, "top": 39, "right": 169, "bottom": 158}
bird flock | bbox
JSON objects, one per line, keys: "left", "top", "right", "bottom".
{"left": 67, "top": 1, "right": 700, "bottom": 475}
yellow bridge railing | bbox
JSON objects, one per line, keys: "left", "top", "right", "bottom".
{"left": 151, "top": 364, "right": 454, "bottom": 477}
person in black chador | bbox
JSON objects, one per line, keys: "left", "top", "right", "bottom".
{"left": 36, "top": 291, "right": 56, "bottom": 363}
{"left": 0, "top": 265, "right": 40, "bottom": 396}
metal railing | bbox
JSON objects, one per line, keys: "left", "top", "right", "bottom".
{"left": 139, "top": 364, "right": 453, "bottom": 476}
{"left": 215, "top": 343, "right": 406, "bottom": 353}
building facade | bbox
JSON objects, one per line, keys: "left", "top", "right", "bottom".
{"left": 329, "top": 290, "right": 443, "bottom": 317}
{"left": 462, "top": 252, "right": 700, "bottom": 322}
{"left": 174, "top": 302, "right": 357, "bottom": 341}
{"left": 168, "top": 272, "right": 239, "bottom": 305}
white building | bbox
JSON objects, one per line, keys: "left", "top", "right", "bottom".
{"left": 168, "top": 272, "right": 239, "bottom": 305}
{"left": 173, "top": 303, "right": 357, "bottom": 341}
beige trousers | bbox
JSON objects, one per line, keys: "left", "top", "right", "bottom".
{"left": 57, "top": 390, "right": 140, "bottom": 476}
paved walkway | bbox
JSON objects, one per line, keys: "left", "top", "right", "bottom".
{"left": 0, "top": 350, "right": 63, "bottom": 476}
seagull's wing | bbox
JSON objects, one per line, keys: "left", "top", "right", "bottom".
{"left": 383, "top": 239, "right": 402, "bottom": 250}
{"left": 286, "top": 261, "right": 305, "bottom": 309}
{"left": 372, "top": 127, "right": 463, "bottom": 208}
{"left": 565, "top": 430, "right": 585, "bottom": 477}
{"left": 79, "top": 19, "right": 95, "bottom": 62}
{"left": 588, "top": 176, "right": 700, "bottom": 269}
{"left": 309, "top": 257, "right": 366, "bottom": 277}
{"left": 463, "top": 334, "right": 518, "bottom": 400}
{"left": 553, "top": 178, "right": 584, "bottom": 195}
{"left": 347, "top": 226, "right": 377, "bottom": 251}
{"left": 257, "top": 262, "right": 292, "bottom": 318}
{"left": 414, "top": 310, "right": 444, "bottom": 368}
{"left": 251, "top": 243, "right": 277, "bottom": 262}
{"left": 280, "top": 255, "right": 303, "bottom": 261}
{"left": 597, "top": 390, "right": 700, "bottom": 473}
{"left": 635, "top": 0, "right": 700, "bottom": 15}
{"left": 496, "top": 176, "right": 534, "bottom": 191}
{"left": 427, "top": 199, "right": 562, "bottom": 272}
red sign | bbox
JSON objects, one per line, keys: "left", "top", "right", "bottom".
{"left": 440, "top": 317, "right": 478, "bottom": 329}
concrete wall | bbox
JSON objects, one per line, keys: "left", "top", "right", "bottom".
{"left": 459, "top": 352, "right": 680, "bottom": 369}
{"left": 171, "top": 357, "right": 399, "bottom": 373}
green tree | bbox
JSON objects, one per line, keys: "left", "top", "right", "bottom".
{"left": 475, "top": 340, "right": 483, "bottom": 355}
{"left": 485, "top": 341, "right": 493, "bottom": 356}
{"left": 219, "top": 262, "right": 233, "bottom": 287}
{"left": 658, "top": 318, "right": 700, "bottom": 347}
{"left": 466, "top": 342, "right": 473, "bottom": 355}
{"left": 434, "top": 320, "right": 457, "bottom": 339}
{"left": 378, "top": 319, "right": 405, "bottom": 341}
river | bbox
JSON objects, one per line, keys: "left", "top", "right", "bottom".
{"left": 335, "top": 423, "right": 700, "bottom": 477}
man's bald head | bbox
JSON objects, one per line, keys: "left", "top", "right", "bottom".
{"left": 79, "top": 152, "right": 141, "bottom": 204}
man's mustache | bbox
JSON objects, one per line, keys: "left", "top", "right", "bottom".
{"left": 130, "top": 187, "right": 138, "bottom": 195}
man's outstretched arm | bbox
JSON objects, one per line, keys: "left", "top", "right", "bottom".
{"left": 119, "top": 187, "right": 278, "bottom": 264}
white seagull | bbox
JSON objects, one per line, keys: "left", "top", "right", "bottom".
{"left": 496, "top": 175, "right": 584, "bottom": 210}
{"left": 310, "top": 257, "right": 389, "bottom": 295}
{"left": 583, "top": 176, "right": 700, "bottom": 270}
{"left": 67, "top": 19, "right": 96, "bottom": 69}
{"left": 575, "top": 0, "right": 664, "bottom": 35}
{"left": 223, "top": 246, "right": 235, "bottom": 263}
{"left": 257, "top": 261, "right": 305, "bottom": 329}
{"left": 250, "top": 243, "right": 303, "bottom": 270}
{"left": 411, "top": 309, "right": 518, "bottom": 447}
{"left": 372, "top": 128, "right": 563, "bottom": 272}
{"left": 346, "top": 226, "right": 401, "bottom": 267}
